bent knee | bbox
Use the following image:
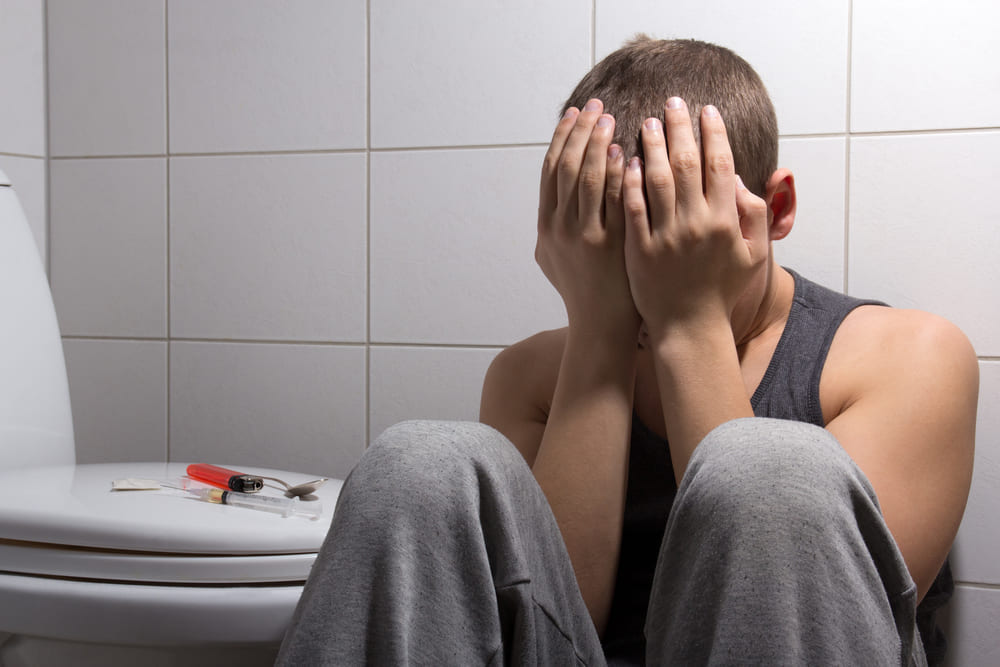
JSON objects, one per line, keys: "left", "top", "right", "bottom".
{"left": 680, "top": 418, "right": 878, "bottom": 522}
{"left": 352, "top": 420, "right": 523, "bottom": 492}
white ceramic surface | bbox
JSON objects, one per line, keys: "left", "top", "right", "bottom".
{"left": 0, "top": 462, "right": 341, "bottom": 556}
{"left": 0, "top": 177, "right": 75, "bottom": 469}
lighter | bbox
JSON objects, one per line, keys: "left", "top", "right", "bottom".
{"left": 186, "top": 463, "right": 263, "bottom": 493}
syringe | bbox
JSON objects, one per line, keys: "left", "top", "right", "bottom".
{"left": 184, "top": 487, "right": 322, "bottom": 520}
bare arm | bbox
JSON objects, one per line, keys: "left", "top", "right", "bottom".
{"left": 481, "top": 99, "right": 639, "bottom": 635}
{"left": 824, "top": 307, "right": 978, "bottom": 601}
{"left": 621, "top": 101, "right": 765, "bottom": 482}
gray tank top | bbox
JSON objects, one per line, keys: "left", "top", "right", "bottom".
{"left": 601, "top": 269, "right": 952, "bottom": 665}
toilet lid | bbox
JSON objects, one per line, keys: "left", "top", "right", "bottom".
{"left": 0, "top": 462, "right": 343, "bottom": 584}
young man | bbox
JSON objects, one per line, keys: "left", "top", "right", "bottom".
{"left": 277, "top": 38, "right": 977, "bottom": 666}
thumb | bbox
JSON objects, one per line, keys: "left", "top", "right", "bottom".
{"left": 735, "top": 175, "right": 767, "bottom": 242}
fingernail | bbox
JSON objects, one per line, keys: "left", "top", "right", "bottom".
{"left": 608, "top": 144, "right": 622, "bottom": 160}
{"left": 562, "top": 107, "right": 578, "bottom": 120}
{"left": 736, "top": 175, "right": 746, "bottom": 190}
{"left": 597, "top": 114, "right": 613, "bottom": 128}
{"left": 584, "top": 99, "right": 602, "bottom": 112}
{"left": 666, "top": 96, "right": 684, "bottom": 110}
{"left": 644, "top": 117, "right": 661, "bottom": 132}
{"left": 628, "top": 157, "right": 642, "bottom": 171}
{"left": 704, "top": 104, "right": 720, "bottom": 118}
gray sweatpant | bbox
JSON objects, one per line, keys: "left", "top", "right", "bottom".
{"left": 277, "top": 418, "right": 926, "bottom": 666}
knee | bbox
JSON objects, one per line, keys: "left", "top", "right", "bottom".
{"left": 345, "top": 420, "right": 524, "bottom": 507}
{"left": 678, "top": 418, "right": 877, "bottom": 527}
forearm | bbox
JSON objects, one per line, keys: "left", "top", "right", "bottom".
{"left": 532, "top": 330, "right": 636, "bottom": 634}
{"left": 651, "top": 319, "right": 753, "bottom": 485}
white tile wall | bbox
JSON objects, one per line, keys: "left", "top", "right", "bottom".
{"left": 47, "top": 0, "right": 166, "bottom": 156}
{"left": 167, "top": 0, "right": 367, "bottom": 153}
{"left": 851, "top": 0, "right": 1000, "bottom": 133}
{"left": 169, "top": 153, "right": 367, "bottom": 342}
{"left": 848, "top": 132, "right": 1000, "bottom": 356}
{"left": 50, "top": 158, "right": 167, "bottom": 337}
{"left": 943, "top": 585, "right": 1000, "bottom": 666}
{"left": 62, "top": 339, "right": 167, "bottom": 463}
{"left": 370, "top": 0, "right": 591, "bottom": 148}
{"left": 370, "top": 147, "right": 566, "bottom": 345}
{"left": 952, "top": 361, "right": 1000, "bottom": 585}
{"left": 0, "top": 156, "right": 46, "bottom": 260}
{"left": 0, "top": 0, "right": 46, "bottom": 157}
{"left": 595, "top": 0, "right": 850, "bottom": 135}
{"left": 369, "top": 346, "right": 500, "bottom": 439}
{"left": 169, "top": 342, "right": 366, "bottom": 479}
{"left": 774, "top": 137, "right": 846, "bottom": 292}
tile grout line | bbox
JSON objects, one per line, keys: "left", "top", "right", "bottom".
{"left": 42, "top": 0, "right": 51, "bottom": 278}
{"left": 365, "top": 0, "right": 372, "bottom": 449}
{"left": 164, "top": 0, "right": 171, "bottom": 462}
{"left": 843, "top": 0, "right": 853, "bottom": 295}
{"left": 38, "top": 125, "right": 1000, "bottom": 163}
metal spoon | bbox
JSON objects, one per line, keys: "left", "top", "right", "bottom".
{"left": 257, "top": 476, "right": 329, "bottom": 498}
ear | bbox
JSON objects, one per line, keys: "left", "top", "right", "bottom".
{"left": 764, "top": 168, "right": 796, "bottom": 241}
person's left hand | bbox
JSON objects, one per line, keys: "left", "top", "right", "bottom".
{"left": 622, "top": 97, "right": 769, "bottom": 340}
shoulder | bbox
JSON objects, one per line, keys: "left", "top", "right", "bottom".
{"left": 480, "top": 328, "right": 566, "bottom": 464}
{"left": 823, "top": 306, "right": 978, "bottom": 599}
{"left": 823, "top": 305, "right": 979, "bottom": 424}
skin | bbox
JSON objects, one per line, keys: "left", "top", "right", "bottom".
{"left": 479, "top": 97, "right": 979, "bottom": 636}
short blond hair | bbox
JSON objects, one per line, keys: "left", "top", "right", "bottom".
{"left": 562, "top": 37, "right": 778, "bottom": 196}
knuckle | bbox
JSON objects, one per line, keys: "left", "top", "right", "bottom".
{"left": 671, "top": 150, "right": 700, "bottom": 174}
{"left": 541, "top": 154, "right": 560, "bottom": 177}
{"left": 707, "top": 153, "right": 734, "bottom": 176}
{"left": 605, "top": 186, "right": 623, "bottom": 206}
{"left": 625, "top": 199, "right": 646, "bottom": 220}
{"left": 556, "top": 155, "right": 579, "bottom": 180}
{"left": 646, "top": 172, "right": 673, "bottom": 196}
{"left": 578, "top": 167, "right": 604, "bottom": 194}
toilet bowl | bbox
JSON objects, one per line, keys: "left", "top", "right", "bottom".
{"left": 0, "top": 170, "right": 342, "bottom": 665}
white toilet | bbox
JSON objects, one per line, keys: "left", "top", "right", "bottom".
{"left": 0, "top": 169, "right": 343, "bottom": 666}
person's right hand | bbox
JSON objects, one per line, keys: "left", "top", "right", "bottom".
{"left": 535, "top": 98, "right": 640, "bottom": 342}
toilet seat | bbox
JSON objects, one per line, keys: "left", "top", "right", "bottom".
{"left": 0, "top": 461, "right": 341, "bottom": 645}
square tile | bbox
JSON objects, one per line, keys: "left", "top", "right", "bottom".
{"left": 168, "top": 0, "right": 366, "bottom": 153}
{"left": 851, "top": 0, "right": 1000, "bottom": 132}
{"left": 0, "top": 156, "right": 46, "bottom": 263}
{"left": 62, "top": 339, "right": 167, "bottom": 463}
{"left": 50, "top": 158, "right": 167, "bottom": 337}
{"left": 370, "top": 0, "right": 590, "bottom": 148}
{"left": 169, "top": 342, "right": 366, "bottom": 480}
{"left": 940, "top": 585, "right": 1000, "bottom": 666}
{"left": 595, "top": 0, "right": 849, "bottom": 135}
{"left": 169, "top": 153, "right": 366, "bottom": 342}
{"left": 369, "top": 346, "right": 500, "bottom": 439}
{"left": 951, "top": 360, "right": 1000, "bottom": 585}
{"left": 774, "top": 137, "right": 846, "bottom": 291}
{"left": 370, "top": 147, "right": 566, "bottom": 345}
{"left": 0, "top": 0, "right": 45, "bottom": 156}
{"left": 848, "top": 132, "right": 1000, "bottom": 356}
{"left": 47, "top": 0, "right": 166, "bottom": 156}
{"left": 49, "top": 159, "right": 166, "bottom": 336}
